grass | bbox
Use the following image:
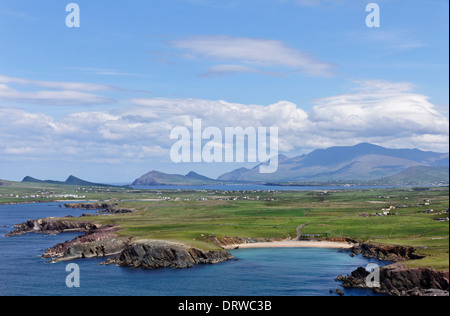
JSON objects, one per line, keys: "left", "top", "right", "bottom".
{"left": 2, "top": 181, "right": 448, "bottom": 269}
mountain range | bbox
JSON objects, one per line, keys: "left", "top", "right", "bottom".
{"left": 132, "top": 171, "right": 220, "bottom": 186}
{"left": 133, "top": 143, "right": 449, "bottom": 185}
{"left": 21, "top": 175, "right": 115, "bottom": 187}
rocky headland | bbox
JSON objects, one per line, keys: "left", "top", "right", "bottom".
{"left": 5, "top": 217, "right": 101, "bottom": 237}
{"left": 64, "top": 202, "right": 135, "bottom": 215}
{"left": 350, "top": 242, "right": 425, "bottom": 261}
{"left": 104, "top": 240, "right": 234, "bottom": 269}
{"left": 6, "top": 217, "right": 234, "bottom": 268}
{"left": 336, "top": 243, "right": 449, "bottom": 296}
{"left": 336, "top": 264, "right": 449, "bottom": 296}
{"left": 42, "top": 225, "right": 131, "bottom": 262}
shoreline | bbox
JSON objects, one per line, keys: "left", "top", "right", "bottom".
{"left": 222, "top": 240, "right": 354, "bottom": 250}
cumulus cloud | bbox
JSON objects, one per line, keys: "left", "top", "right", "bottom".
{"left": 0, "top": 80, "right": 448, "bottom": 166}
{"left": 309, "top": 80, "right": 448, "bottom": 136}
{"left": 171, "top": 36, "right": 335, "bottom": 77}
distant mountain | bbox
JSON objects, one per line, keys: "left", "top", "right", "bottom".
{"left": 218, "top": 143, "right": 449, "bottom": 183}
{"left": 22, "top": 175, "right": 115, "bottom": 187}
{"left": 377, "top": 166, "right": 449, "bottom": 185}
{"left": 64, "top": 175, "right": 112, "bottom": 187}
{"left": 22, "top": 176, "right": 48, "bottom": 183}
{"left": 132, "top": 171, "right": 220, "bottom": 186}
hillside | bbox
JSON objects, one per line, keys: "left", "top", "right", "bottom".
{"left": 21, "top": 175, "right": 115, "bottom": 187}
{"left": 218, "top": 143, "right": 449, "bottom": 183}
{"left": 132, "top": 171, "right": 220, "bottom": 186}
{"left": 377, "top": 166, "right": 449, "bottom": 185}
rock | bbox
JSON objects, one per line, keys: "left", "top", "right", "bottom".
{"left": 336, "top": 289, "right": 345, "bottom": 296}
{"left": 5, "top": 218, "right": 100, "bottom": 236}
{"left": 106, "top": 240, "right": 234, "bottom": 270}
{"left": 350, "top": 243, "right": 424, "bottom": 262}
{"left": 64, "top": 203, "right": 134, "bottom": 215}
{"left": 42, "top": 226, "right": 130, "bottom": 262}
{"left": 335, "top": 275, "right": 345, "bottom": 281}
{"left": 337, "top": 264, "right": 450, "bottom": 296}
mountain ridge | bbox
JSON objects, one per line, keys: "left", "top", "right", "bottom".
{"left": 21, "top": 175, "right": 116, "bottom": 187}
{"left": 217, "top": 143, "right": 448, "bottom": 183}
{"left": 132, "top": 170, "right": 222, "bottom": 186}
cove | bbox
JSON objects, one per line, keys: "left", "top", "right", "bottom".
{"left": 0, "top": 203, "right": 389, "bottom": 296}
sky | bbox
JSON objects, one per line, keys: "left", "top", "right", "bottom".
{"left": 0, "top": 0, "right": 449, "bottom": 183}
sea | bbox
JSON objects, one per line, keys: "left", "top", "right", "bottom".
{"left": 131, "top": 184, "right": 403, "bottom": 191}
{"left": 0, "top": 202, "right": 391, "bottom": 296}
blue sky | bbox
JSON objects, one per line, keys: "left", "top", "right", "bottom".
{"left": 0, "top": 0, "right": 448, "bottom": 182}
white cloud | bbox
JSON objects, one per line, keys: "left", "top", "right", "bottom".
{"left": 309, "top": 80, "right": 449, "bottom": 137}
{"left": 0, "top": 80, "right": 448, "bottom": 166}
{"left": 0, "top": 75, "right": 119, "bottom": 92}
{"left": 171, "top": 36, "right": 335, "bottom": 77}
{"left": 0, "top": 75, "right": 117, "bottom": 106}
{"left": 200, "top": 64, "right": 262, "bottom": 77}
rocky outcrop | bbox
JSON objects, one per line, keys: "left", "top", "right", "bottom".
{"left": 6, "top": 217, "right": 234, "bottom": 270}
{"left": 337, "top": 265, "right": 449, "bottom": 296}
{"left": 64, "top": 203, "right": 134, "bottom": 215}
{"left": 5, "top": 218, "right": 100, "bottom": 236}
{"left": 105, "top": 240, "right": 234, "bottom": 269}
{"left": 42, "top": 225, "right": 130, "bottom": 262}
{"left": 350, "top": 243, "right": 424, "bottom": 261}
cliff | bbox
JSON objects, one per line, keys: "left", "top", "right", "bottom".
{"left": 6, "top": 218, "right": 234, "bottom": 268}
{"left": 350, "top": 243, "right": 425, "bottom": 261}
{"left": 336, "top": 242, "right": 449, "bottom": 296}
{"left": 42, "top": 225, "right": 131, "bottom": 262}
{"left": 5, "top": 218, "right": 100, "bottom": 236}
{"left": 337, "top": 265, "right": 449, "bottom": 296}
{"left": 105, "top": 240, "right": 234, "bottom": 269}
{"left": 64, "top": 202, "right": 135, "bottom": 215}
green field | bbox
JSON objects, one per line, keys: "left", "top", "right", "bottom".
{"left": 1, "top": 180, "right": 448, "bottom": 270}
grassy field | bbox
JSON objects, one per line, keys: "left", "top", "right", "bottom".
{"left": 1, "top": 180, "right": 448, "bottom": 270}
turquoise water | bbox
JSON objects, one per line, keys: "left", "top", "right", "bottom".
{"left": 0, "top": 203, "right": 389, "bottom": 296}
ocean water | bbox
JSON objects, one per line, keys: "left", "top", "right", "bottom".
{"left": 0, "top": 203, "right": 389, "bottom": 296}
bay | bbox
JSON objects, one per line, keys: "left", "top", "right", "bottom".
{"left": 0, "top": 202, "right": 389, "bottom": 296}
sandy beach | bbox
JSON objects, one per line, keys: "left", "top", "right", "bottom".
{"left": 222, "top": 240, "right": 354, "bottom": 250}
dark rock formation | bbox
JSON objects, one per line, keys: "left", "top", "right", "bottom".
{"left": 6, "top": 217, "right": 234, "bottom": 270}
{"left": 105, "top": 240, "right": 234, "bottom": 269}
{"left": 337, "top": 265, "right": 449, "bottom": 296}
{"left": 64, "top": 203, "right": 134, "bottom": 215}
{"left": 5, "top": 218, "right": 100, "bottom": 236}
{"left": 42, "top": 225, "right": 130, "bottom": 262}
{"left": 351, "top": 243, "right": 424, "bottom": 261}
{"left": 335, "top": 289, "right": 345, "bottom": 296}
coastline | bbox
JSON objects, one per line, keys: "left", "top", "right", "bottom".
{"left": 222, "top": 240, "right": 354, "bottom": 249}
{"left": 2, "top": 198, "right": 448, "bottom": 296}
